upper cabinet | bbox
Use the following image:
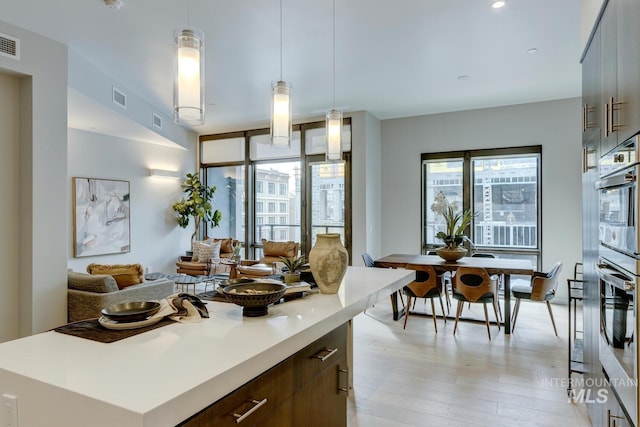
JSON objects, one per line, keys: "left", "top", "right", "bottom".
{"left": 615, "top": 0, "right": 640, "bottom": 143}
{"left": 583, "top": 0, "right": 640, "bottom": 155}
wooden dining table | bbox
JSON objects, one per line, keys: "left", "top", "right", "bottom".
{"left": 374, "top": 253, "right": 535, "bottom": 334}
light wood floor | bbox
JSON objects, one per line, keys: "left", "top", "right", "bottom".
{"left": 347, "top": 299, "right": 591, "bottom": 427}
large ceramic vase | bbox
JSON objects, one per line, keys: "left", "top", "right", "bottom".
{"left": 435, "top": 246, "right": 467, "bottom": 262}
{"left": 309, "top": 233, "right": 349, "bottom": 294}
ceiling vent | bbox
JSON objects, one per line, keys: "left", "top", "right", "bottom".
{"left": 152, "top": 113, "right": 162, "bottom": 129}
{"left": 112, "top": 86, "right": 126, "bottom": 109}
{"left": 0, "top": 33, "right": 20, "bottom": 60}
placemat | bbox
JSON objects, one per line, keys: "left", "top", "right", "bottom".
{"left": 54, "top": 318, "right": 175, "bottom": 343}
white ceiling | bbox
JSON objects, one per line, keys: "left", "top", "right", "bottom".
{"left": 2, "top": 0, "right": 582, "bottom": 135}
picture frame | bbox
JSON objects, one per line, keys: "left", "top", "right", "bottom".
{"left": 72, "top": 177, "right": 131, "bottom": 257}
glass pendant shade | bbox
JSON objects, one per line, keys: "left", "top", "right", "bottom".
{"left": 271, "top": 81, "right": 292, "bottom": 148}
{"left": 173, "top": 27, "right": 204, "bottom": 126}
{"left": 326, "top": 109, "right": 342, "bottom": 161}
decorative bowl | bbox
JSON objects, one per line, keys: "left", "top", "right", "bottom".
{"left": 222, "top": 282, "right": 287, "bottom": 317}
{"left": 435, "top": 247, "right": 467, "bottom": 262}
{"left": 101, "top": 301, "right": 161, "bottom": 322}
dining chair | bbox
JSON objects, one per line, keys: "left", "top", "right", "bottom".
{"left": 452, "top": 266, "right": 501, "bottom": 340}
{"left": 471, "top": 252, "right": 502, "bottom": 320}
{"left": 402, "top": 264, "right": 447, "bottom": 332}
{"left": 362, "top": 252, "right": 405, "bottom": 312}
{"left": 511, "top": 262, "right": 563, "bottom": 336}
{"left": 427, "top": 250, "right": 452, "bottom": 314}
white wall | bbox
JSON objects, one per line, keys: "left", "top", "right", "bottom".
{"left": 380, "top": 98, "right": 583, "bottom": 302}
{"left": 0, "top": 21, "right": 68, "bottom": 340}
{"left": 67, "top": 129, "right": 196, "bottom": 275}
{"left": 0, "top": 74, "right": 20, "bottom": 340}
{"left": 350, "top": 111, "right": 382, "bottom": 264}
{"left": 581, "top": 0, "right": 605, "bottom": 52}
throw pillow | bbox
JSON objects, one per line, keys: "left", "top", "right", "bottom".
{"left": 262, "top": 239, "right": 298, "bottom": 258}
{"left": 193, "top": 240, "right": 221, "bottom": 263}
{"left": 211, "top": 238, "right": 233, "bottom": 254}
{"left": 86, "top": 263, "right": 144, "bottom": 290}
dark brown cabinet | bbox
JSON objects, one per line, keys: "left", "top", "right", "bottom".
{"left": 178, "top": 323, "right": 348, "bottom": 427}
{"left": 597, "top": 0, "right": 640, "bottom": 156}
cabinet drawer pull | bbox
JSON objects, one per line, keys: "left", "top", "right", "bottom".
{"left": 233, "top": 398, "right": 267, "bottom": 424}
{"left": 313, "top": 347, "right": 338, "bottom": 362}
{"left": 338, "top": 367, "right": 349, "bottom": 393}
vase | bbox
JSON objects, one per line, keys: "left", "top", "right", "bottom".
{"left": 283, "top": 272, "right": 301, "bottom": 284}
{"left": 435, "top": 246, "right": 467, "bottom": 262}
{"left": 309, "top": 233, "right": 349, "bottom": 294}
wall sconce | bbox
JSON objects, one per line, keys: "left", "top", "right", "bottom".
{"left": 149, "top": 169, "right": 180, "bottom": 179}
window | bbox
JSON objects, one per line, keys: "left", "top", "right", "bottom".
{"left": 422, "top": 146, "right": 541, "bottom": 268}
{"left": 200, "top": 119, "right": 352, "bottom": 260}
{"left": 204, "top": 164, "right": 245, "bottom": 241}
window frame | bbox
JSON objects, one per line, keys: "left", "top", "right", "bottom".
{"left": 199, "top": 119, "right": 352, "bottom": 262}
{"left": 421, "top": 146, "right": 542, "bottom": 268}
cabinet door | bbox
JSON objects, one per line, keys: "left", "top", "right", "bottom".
{"left": 616, "top": 0, "right": 640, "bottom": 142}
{"left": 292, "top": 354, "right": 348, "bottom": 427}
{"left": 600, "top": 0, "right": 618, "bottom": 155}
{"left": 582, "top": 23, "right": 601, "bottom": 145}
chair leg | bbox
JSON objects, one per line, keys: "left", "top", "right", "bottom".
{"left": 546, "top": 301, "right": 558, "bottom": 336}
{"left": 483, "top": 303, "right": 491, "bottom": 341}
{"left": 492, "top": 299, "right": 501, "bottom": 331}
{"left": 438, "top": 294, "right": 447, "bottom": 323}
{"left": 494, "top": 296, "right": 503, "bottom": 321}
{"left": 453, "top": 301, "right": 463, "bottom": 335}
{"left": 403, "top": 295, "right": 412, "bottom": 330}
{"left": 511, "top": 298, "right": 521, "bottom": 332}
{"left": 430, "top": 298, "right": 437, "bottom": 333}
{"left": 444, "top": 287, "right": 451, "bottom": 314}
{"left": 412, "top": 298, "right": 417, "bottom": 310}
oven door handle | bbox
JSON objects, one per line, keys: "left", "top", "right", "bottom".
{"left": 596, "top": 265, "right": 636, "bottom": 291}
{"left": 595, "top": 172, "right": 636, "bottom": 190}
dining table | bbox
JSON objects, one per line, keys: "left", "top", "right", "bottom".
{"left": 374, "top": 253, "right": 535, "bottom": 334}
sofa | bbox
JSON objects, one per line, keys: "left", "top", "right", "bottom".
{"left": 67, "top": 271, "right": 175, "bottom": 322}
{"left": 232, "top": 240, "right": 300, "bottom": 279}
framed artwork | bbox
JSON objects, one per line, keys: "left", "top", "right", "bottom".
{"left": 73, "top": 177, "right": 131, "bottom": 257}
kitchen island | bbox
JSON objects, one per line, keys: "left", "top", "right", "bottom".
{"left": 0, "top": 266, "right": 413, "bottom": 427}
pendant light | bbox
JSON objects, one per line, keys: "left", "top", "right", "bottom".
{"left": 271, "top": 0, "right": 292, "bottom": 148}
{"left": 325, "top": 0, "right": 342, "bottom": 162}
{"left": 173, "top": 0, "right": 205, "bottom": 126}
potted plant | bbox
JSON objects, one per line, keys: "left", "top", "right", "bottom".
{"left": 172, "top": 172, "right": 222, "bottom": 247}
{"left": 431, "top": 192, "right": 475, "bottom": 261}
{"left": 279, "top": 255, "right": 306, "bottom": 284}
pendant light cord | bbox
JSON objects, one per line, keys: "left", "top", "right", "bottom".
{"left": 187, "top": 0, "right": 191, "bottom": 27}
{"left": 280, "top": 0, "right": 283, "bottom": 81}
{"left": 332, "top": 0, "right": 336, "bottom": 109}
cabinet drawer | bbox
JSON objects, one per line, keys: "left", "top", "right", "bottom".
{"left": 178, "top": 357, "right": 294, "bottom": 427}
{"left": 293, "top": 322, "right": 347, "bottom": 390}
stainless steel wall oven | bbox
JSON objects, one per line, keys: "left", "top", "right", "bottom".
{"left": 597, "top": 136, "right": 640, "bottom": 424}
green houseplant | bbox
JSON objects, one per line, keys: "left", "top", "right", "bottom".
{"left": 172, "top": 172, "right": 222, "bottom": 246}
{"left": 279, "top": 255, "right": 306, "bottom": 284}
{"left": 431, "top": 191, "right": 474, "bottom": 261}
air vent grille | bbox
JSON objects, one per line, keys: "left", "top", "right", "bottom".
{"left": 0, "top": 33, "right": 20, "bottom": 60}
{"left": 152, "top": 113, "right": 162, "bottom": 129}
{"left": 112, "top": 87, "right": 126, "bottom": 108}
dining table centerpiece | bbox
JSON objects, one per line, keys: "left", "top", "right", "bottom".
{"left": 432, "top": 192, "right": 474, "bottom": 262}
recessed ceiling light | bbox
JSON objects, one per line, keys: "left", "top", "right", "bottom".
{"left": 527, "top": 48, "right": 538, "bottom": 54}
{"left": 457, "top": 75, "right": 470, "bottom": 81}
{"left": 104, "top": 0, "right": 123, "bottom": 10}
{"left": 492, "top": 1, "right": 506, "bottom": 8}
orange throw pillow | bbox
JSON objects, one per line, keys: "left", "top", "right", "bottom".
{"left": 86, "top": 263, "right": 144, "bottom": 290}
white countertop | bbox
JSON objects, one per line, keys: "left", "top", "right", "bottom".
{"left": 0, "top": 266, "right": 413, "bottom": 427}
